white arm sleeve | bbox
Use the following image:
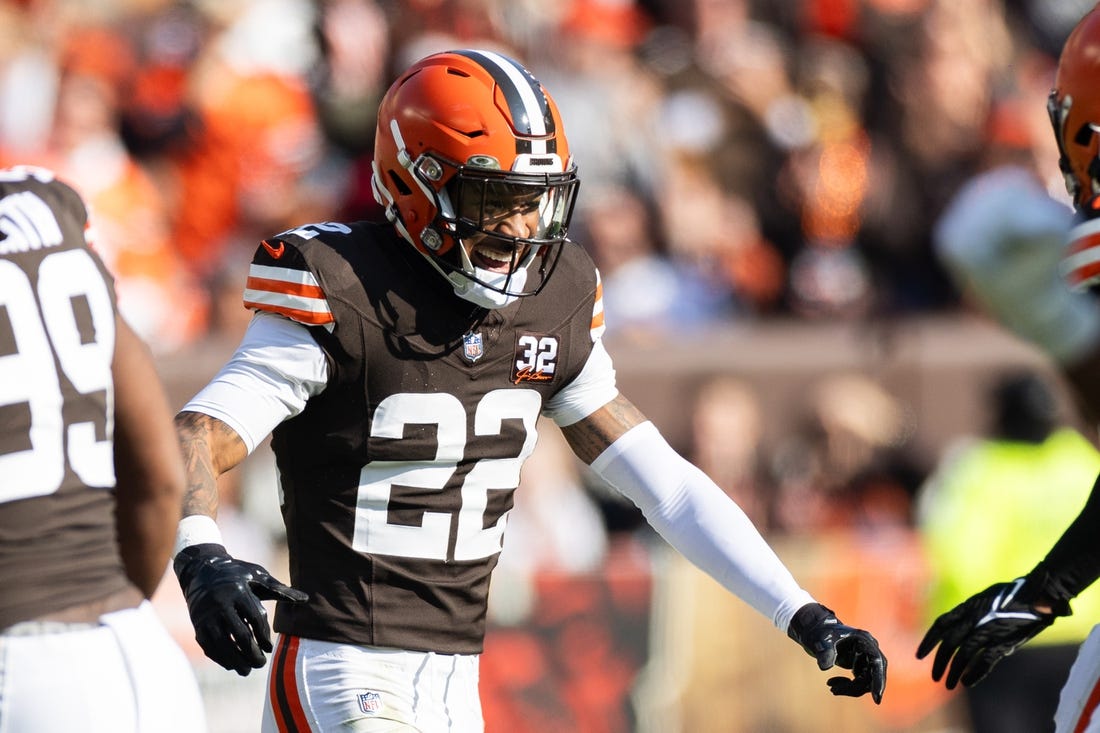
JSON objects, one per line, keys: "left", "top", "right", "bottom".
{"left": 182, "top": 311, "right": 329, "bottom": 454}
{"left": 543, "top": 339, "right": 620, "bottom": 427}
{"left": 590, "top": 421, "right": 815, "bottom": 631}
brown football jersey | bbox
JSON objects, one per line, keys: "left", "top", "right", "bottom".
{"left": 0, "top": 167, "right": 129, "bottom": 630}
{"left": 245, "top": 221, "right": 602, "bottom": 653}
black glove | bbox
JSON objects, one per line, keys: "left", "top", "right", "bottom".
{"left": 916, "top": 575, "right": 1071, "bottom": 690}
{"left": 787, "top": 602, "right": 887, "bottom": 704}
{"left": 174, "top": 543, "right": 309, "bottom": 676}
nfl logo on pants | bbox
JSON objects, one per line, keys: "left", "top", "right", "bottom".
{"left": 358, "top": 691, "right": 382, "bottom": 715}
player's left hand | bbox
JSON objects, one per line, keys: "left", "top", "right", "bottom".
{"left": 916, "top": 577, "right": 1071, "bottom": 689}
{"left": 787, "top": 602, "right": 887, "bottom": 704}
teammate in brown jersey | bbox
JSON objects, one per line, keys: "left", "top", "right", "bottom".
{"left": 0, "top": 166, "right": 205, "bottom": 731}
{"left": 171, "top": 49, "right": 887, "bottom": 731}
{"left": 921, "top": 6, "right": 1100, "bottom": 731}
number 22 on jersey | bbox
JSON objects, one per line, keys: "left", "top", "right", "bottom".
{"left": 353, "top": 389, "right": 541, "bottom": 562}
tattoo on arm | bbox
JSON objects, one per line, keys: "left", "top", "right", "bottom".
{"left": 174, "top": 411, "right": 247, "bottom": 518}
{"left": 562, "top": 394, "right": 646, "bottom": 464}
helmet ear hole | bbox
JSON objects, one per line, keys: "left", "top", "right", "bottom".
{"left": 1074, "top": 122, "right": 1095, "bottom": 146}
{"left": 387, "top": 170, "right": 412, "bottom": 196}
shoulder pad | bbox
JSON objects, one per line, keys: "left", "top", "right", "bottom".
{"left": 243, "top": 235, "right": 334, "bottom": 327}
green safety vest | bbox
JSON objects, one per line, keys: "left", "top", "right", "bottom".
{"left": 919, "top": 428, "right": 1100, "bottom": 645}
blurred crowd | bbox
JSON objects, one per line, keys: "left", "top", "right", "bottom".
{"left": 0, "top": 0, "right": 1091, "bottom": 355}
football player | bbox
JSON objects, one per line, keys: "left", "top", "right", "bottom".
{"left": 0, "top": 166, "right": 206, "bottom": 732}
{"left": 922, "top": 5, "right": 1100, "bottom": 731}
{"left": 171, "top": 49, "right": 887, "bottom": 731}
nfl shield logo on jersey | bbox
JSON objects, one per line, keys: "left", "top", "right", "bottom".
{"left": 357, "top": 691, "right": 383, "bottom": 716}
{"left": 462, "top": 331, "right": 484, "bottom": 363}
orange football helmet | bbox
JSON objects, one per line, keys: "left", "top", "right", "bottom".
{"left": 371, "top": 49, "right": 579, "bottom": 307}
{"left": 1049, "top": 6, "right": 1100, "bottom": 210}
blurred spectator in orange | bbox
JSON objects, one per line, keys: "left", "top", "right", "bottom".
{"left": 167, "top": 0, "right": 331, "bottom": 280}
{"left": 782, "top": 37, "right": 876, "bottom": 318}
{"left": 0, "top": 22, "right": 209, "bottom": 353}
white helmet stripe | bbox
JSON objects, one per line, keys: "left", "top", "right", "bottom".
{"left": 454, "top": 49, "right": 551, "bottom": 155}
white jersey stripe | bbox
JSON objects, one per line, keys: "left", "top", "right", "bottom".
{"left": 245, "top": 263, "right": 334, "bottom": 325}
{"left": 249, "top": 263, "right": 323, "bottom": 288}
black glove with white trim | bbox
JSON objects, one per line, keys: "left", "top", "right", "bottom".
{"left": 788, "top": 602, "right": 887, "bottom": 704}
{"left": 174, "top": 543, "right": 309, "bottom": 676}
{"left": 916, "top": 574, "right": 1071, "bottom": 689}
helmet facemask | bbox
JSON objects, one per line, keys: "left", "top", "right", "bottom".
{"left": 417, "top": 156, "right": 579, "bottom": 308}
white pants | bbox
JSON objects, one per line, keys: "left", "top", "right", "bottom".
{"left": 0, "top": 601, "right": 206, "bottom": 732}
{"left": 1056, "top": 624, "right": 1100, "bottom": 733}
{"left": 262, "top": 636, "right": 483, "bottom": 732}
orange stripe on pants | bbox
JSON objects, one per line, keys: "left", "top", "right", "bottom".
{"left": 1074, "top": 675, "right": 1100, "bottom": 733}
{"left": 271, "top": 635, "right": 312, "bottom": 732}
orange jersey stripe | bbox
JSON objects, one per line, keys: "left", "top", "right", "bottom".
{"left": 1068, "top": 233, "right": 1100, "bottom": 257}
{"left": 246, "top": 275, "right": 326, "bottom": 300}
{"left": 590, "top": 270, "right": 606, "bottom": 339}
{"left": 1067, "top": 215, "right": 1100, "bottom": 255}
{"left": 1067, "top": 260, "right": 1100, "bottom": 288}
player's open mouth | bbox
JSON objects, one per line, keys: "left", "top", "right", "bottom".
{"left": 470, "top": 241, "right": 523, "bottom": 273}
